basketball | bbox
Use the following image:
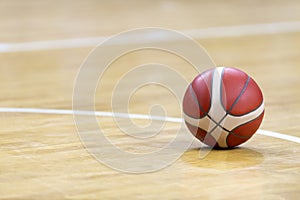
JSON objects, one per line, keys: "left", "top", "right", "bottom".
{"left": 183, "top": 67, "right": 265, "bottom": 148}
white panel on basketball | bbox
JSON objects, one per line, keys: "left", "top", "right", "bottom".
{"left": 208, "top": 67, "right": 227, "bottom": 122}
{"left": 209, "top": 126, "right": 229, "bottom": 148}
{"left": 223, "top": 102, "right": 264, "bottom": 131}
{"left": 207, "top": 67, "right": 229, "bottom": 146}
{"left": 182, "top": 114, "right": 211, "bottom": 130}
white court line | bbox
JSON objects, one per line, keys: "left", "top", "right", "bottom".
{"left": 1, "top": 21, "right": 300, "bottom": 53}
{"left": 0, "top": 107, "right": 299, "bottom": 144}
{"left": 257, "top": 129, "right": 300, "bottom": 144}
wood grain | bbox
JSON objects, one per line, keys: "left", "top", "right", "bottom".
{"left": 0, "top": 0, "right": 299, "bottom": 199}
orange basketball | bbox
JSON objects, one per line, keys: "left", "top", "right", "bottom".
{"left": 183, "top": 67, "right": 264, "bottom": 148}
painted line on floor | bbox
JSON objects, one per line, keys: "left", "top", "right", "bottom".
{"left": 1, "top": 21, "right": 300, "bottom": 52}
{"left": 0, "top": 107, "right": 299, "bottom": 144}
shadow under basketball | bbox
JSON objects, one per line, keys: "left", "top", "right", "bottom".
{"left": 181, "top": 146, "right": 264, "bottom": 170}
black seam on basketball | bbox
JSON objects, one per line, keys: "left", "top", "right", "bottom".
{"left": 229, "top": 110, "right": 265, "bottom": 135}
{"left": 206, "top": 123, "right": 230, "bottom": 148}
{"left": 204, "top": 125, "right": 219, "bottom": 147}
{"left": 208, "top": 113, "right": 228, "bottom": 132}
{"left": 227, "top": 100, "right": 264, "bottom": 117}
{"left": 219, "top": 121, "right": 231, "bottom": 133}
{"left": 183, "top": 112, "right": 205, "bottom": 120}
{"left": 227, "top": 75, "right": 251, "bottom": 114}
{"left": 187, "top": 84, "right": 220, "bottom": 125}
{"left": 185, "top": 68, "right": 221, "bottom": 123}
{"left": 206, "top": 123, "right": 219, "bottom": 135}
{"left": 206, "top": 114, "right": 220, "bottom": 125}
{"left": 228, "top": 131, "right": 252, "bottom": 139}
{"left": 186, "top": 116, "right": 232, "bottom": 148}
{"left": 183, "top": 110, "right": 220, "bottom": 126}
{"left": 219, "top": 109, "right": 264, "bottom": 140}
{"left": 185, "top": 121, "right": 207, "bottom": 132}
{"left": 226, "top": 112, "right": 263, "bottom": 141}
{"left": 225, "top": 133, "right": 230, "bottom": 147}
{"left": 183, "top": 113, "right": 226, "bottom": 142}
{"left": 186, "top": 120, "right": 221, "bottom": 147}
{"left": 224, "top": 133, "right": 239, "bottom": 149}
{"left": 185, "top": 121, "right": 216, "bottom": 145}
{"left": 188, "top": 85, "right": 207, "bottom": 116}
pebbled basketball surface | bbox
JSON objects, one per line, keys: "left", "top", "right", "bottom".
{"left": 183, "top": 67, "right": 265, "bottom": 148}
